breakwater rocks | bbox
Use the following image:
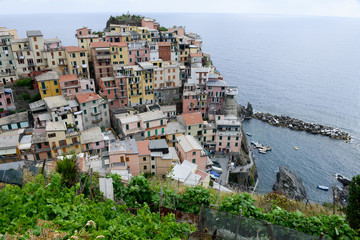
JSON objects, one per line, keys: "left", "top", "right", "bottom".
{"left": 253, "top": 112, "right": 351, "bottom": 140}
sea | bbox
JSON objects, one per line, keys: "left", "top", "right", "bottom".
{"left": 1, "top": 12, "right": 359, "bottom": 203}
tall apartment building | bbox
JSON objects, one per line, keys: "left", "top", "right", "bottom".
{"left": 127, "top": 41, "right": 150, "bottom": 65}
{"left": 43, "top": 38, "right": 67, "bottom": 73}
{"left": 90, "top": 42, "right": 112, "bottom": 81}
{"left": 76, "top": 92, "right": 110, "bottom": 130}
{"left": 182, "top": 83, "right": 207, "bottom": 117}
{"left": 0, "top": 29, "right": 17, "bottom": 84}
{"left": 59, "top": 74, "right": 82, "bottom": 100}
{"left": 206, "top": 74, "right": 228, "bottom": 115}
{"left": 98, "top": 75, "right": 128, "bottom": 109}
{"left": 64, "top": 46, "right": 90, "bottom": 79}
{"left": 75, "top": 27, "right": 102, "bottom": 53}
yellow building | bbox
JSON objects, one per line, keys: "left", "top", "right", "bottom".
{"left": 110, "top": 42, "right": 129, "bottom": 65}
{"left": 64, "top": 46, "right": 90, "bottom": 79}
{"left": 121, "top": 62, "right": 154, "bottom": 106}
{"left": 35, "top": 71, "right": 61, "bottom": 99}
{"left": 46, "top": 121, "right": 82, "bottom": 157}
{"left": 76, "top": 27, "right": 102, "bottom": 57}
{"left": 137, "top": 27, "right": 151, "bottom": 41}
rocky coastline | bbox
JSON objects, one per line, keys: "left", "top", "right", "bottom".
{"left": 253, "top": 112, "right": 351, "bottom": 140}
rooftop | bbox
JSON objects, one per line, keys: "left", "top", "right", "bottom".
{"left": 46, "top": 121, "right": 67, "bottom": 132}
{"left": 76, "top": 92, "right": 102, "bottom": 104}
{"left": 167, "top": 122, "right": 186, "bottom": 135}
{"left": 80, "top": 127, "right": 104, "bottom": 144}
{"left": 35, "top": 71, "right": 59, "bottom": 82}
{"left": 181, "top": 112, "right": 203, "bottom": 126}
{"left": 109, "top": 138, "right": 138, "bottom": 154}
{"left": 139, "top": 110, "right": 166, "bottom": 123}
{"left": 118, "top": 114, "right": 141, "bottom": 124}
{"left": 31, "top": 129, "right": 47, "bottom": 144}
{"left": 27, "top": 30, "right": 42, "bottom": 37}
{"left": 65, "top": 46, "right": 86, "bottom": 53}
{"left": 59, "top": 74, "right": 78, "bottom": 82}
{"left": 0, "top": 111, "right": 28, "bottom": 126}
{"left": 149, "top": 139, "right": 168, "bottom": 151}
{"left": 158, "top": 42, "right": 171, "bottom": 47}
{"left": 90, "top": 42, "right": 110, "bottom": 48}
{"left": 19, "top": 135, "right": 32, "bottom": 150}
{"left": 0, "top": 129, "right": 24, "bottom": 150}
{"left": 206, "top": 79, "right": 228, "bottom": 87}
{"left": 190, "top": 53, "right": 203, "bottom": 57}
{"left": 176, "top": 135, "right": 203, "bottom": 153}
{"left": 136, "top": 140, "right": 150, "bottom": 156}
{"left": 161, "top": 105, "right": 176, "bottom": 112}
{"left": 44, "top": 95, "right": 68, "bottom": 110}
{"left": 138, "top": 62, "right": 154, "bottom": 70}
{"left": 29, "top": 100, "right": 46, "bottom": 112}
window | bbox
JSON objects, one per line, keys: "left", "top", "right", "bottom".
{"left": 188, "top": 126, "right": 191, "bottom": 130}
{"left": 228, "top": 136, "right": 231, "bottom": 140}
{"left": 96, "top": 142, "right": 99, "bottom": 146}
{"left": 236, "top": 136, "right": 239, "bottom": 140}
{"left": 34, "top": 37, "right": 37, "bottom": 41}
{"left": 35, "top": 45, "right": 38, "bottom": 49}
{"left": 82, "top": 103, "right": 86, "bottom": 107}
{"left": 48, "top": 133, "right": 56, "bottom": 138}
{"left": 148, "top": 131, "right": 150, "bottom": 137}
{"left": 144, "top": 166, "right": 147, "bottom": 170}
{"left": 160, "top": 120, "right": 163, "bottom": 125}
{"left": 192, "top": 151, "right": 196, "bottom": 155}
{"left": 41, "top": 82, "right": 45, "bottom": 89}
{"left": 235, "top": 143, "right": 238, "bottom": 147}
{"left": 152, "top": 165, "right": 155, "bottom": 169}
{"left": 219, "top": 142, "right": 222, "bottom": 146}
{"left": 146, "top": 123, "right": 149, "bottom": 128}
{"left": 126, "top": 124, "right": 129, "bottom": 130}
{"left": 84, "top": 109, "right": 87, "bottom": 114}
{"left": 137, "top": 122, "right": 140, "bottom": 128}
{"left": 192, "top": 159, "right": 196, "bottom": 163}
{"left": 143, "top": 157, "right": 146, "bottom": 161}
{"left": 103, "top": 104, "right": 106, "bottom": 109}
{"left": 54, "top": 80, "right": 58, "bottom": 85}
{"left": 80, "top": 52, "right": 85, "bottom": 57}
{"left": 72, "top": 53, "right": 76, "bottom": 58}
{"left": 82, "top": 60, "right": 85, "bottom": 64}
{"left": 54, "top": 117, "right": 58, "bottom": 122}
{"left": 219, "top": 136, "right": 222, "bottom": 140}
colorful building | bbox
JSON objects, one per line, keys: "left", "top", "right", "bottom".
{"left": 127, "top": 41, "right": 150, "bottom": 65}
{"left": 109, "top": 138, "right": 140, "bottom": 176}
{"left": 64, "top": 46, "right": 90, "bottom": 79}
{"left": 0, "top": 29, "right": 17, "bottom": 84}
{"left": 76, "top": 27, "right": 102, "bottom": 53}
{"left": 206, "top": 74, "right": 228, "bottom": 115}
{"left": 139, "top": 110, "right": 167, "bottom": 140}
{"left": 177, "top": 112, "right": 204, "bottom": 142}
{"left": 43, "top": 95, "right": 75, "bottom": 126}
{"left": 215, "top": 115, "right": 242, "bottom": 153}
{"left": 182, "top": 83, "right": 207, "bottom": 117}
{"left": 80, "top": 126, "right": 105, "bottom": 156}
{"left": 35, "top": 71, "right": 61, "bottom": 99}
{"left": 176, "top": 134, "right": 208, "bottom": 171}
{"left": 59, "top": 74, "right": 82, "bottom": 100}
{"left": 110, "top": 42, "right": 128, "bottom": 65}
{"left": 90, "top": 42, "right": 112, "bottom": 81}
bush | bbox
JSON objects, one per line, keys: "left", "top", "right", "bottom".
{"left": 178, "top": 186, "right": 211, "bottom": 214}
{"left": 30, "top": 93, "right": 41, "bottom": 102}
{"left": 346, "top": 175, "right": 360, "bottom": 230}
{"left": 160, "top": 26, "right": 168, "bottom": 31}
{"left": 14, "top": 77, "right": 33, "bottom": 87}
{"left": 55, "top": 154, "right": 79, "bottom": 188}
{"left": 123, "top": 175, "right": 154, "bottom": 207}
{"left": 220, "top": 193, "right": 263, "bottom": 219}
{"left": 21, "top": 93, "right": 30, "bottom": 100}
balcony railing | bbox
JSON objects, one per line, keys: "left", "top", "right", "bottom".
{"left": 91, "top": 110, "right": 102, "bottom": 116}
{"left": 92, "top": 118, "right": 102, "bottom": 124}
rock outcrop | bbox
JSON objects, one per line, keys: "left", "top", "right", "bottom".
{"left": 238, "top": 102, "right": 253, "bottom": 119}
{"left": 273, "top": 166, "right": 307, "bottom": 201}
{"left": 253, "top": 112, "right": 351, "bottom": 140}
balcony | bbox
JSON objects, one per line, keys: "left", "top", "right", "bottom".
{"left": 32, "top": 146, "right": 51, "bottom": 153}
{"left": 96, "top": 54, "right": 111, "bottom": 60}
{"left": 91, "top": 110, "right": 102, "bottom": 116}
{"left": 92, "top": 118, "right": 103, "bottom": 124}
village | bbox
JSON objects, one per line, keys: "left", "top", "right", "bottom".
{"left": 0, "top": 16, "right": 256, "bottom": 191}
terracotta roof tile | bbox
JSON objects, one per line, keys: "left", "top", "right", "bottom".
{"left": 76, "top": 92, "right": 102, "bottom": 104}
{"left": 59, "top": 74, "right": 78, "bottom": 82}
{"left": 181, "top": 112, "right": 203, "bottom": 125}
{"left": 110, "top": 42, "right": 128, "bottom": 47}
{"left": 64, "top": 46, "right": 86, "bottom": 53}
{"left": 90, "top": 42, "right": 110, "bottom": 48}
{"left": 137, "top": 140, "right": 150, "bottom": 156}
{"left": 190, "top": 53, "right": 203, "bottom": 57}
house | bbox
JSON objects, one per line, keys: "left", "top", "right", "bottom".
{"left": 158, "top": 42, "right": 171, "bottom": 61}
{"left": 67, "top": 99, "right": 84, "bottom": 131}
{"left": 76, "top": 27, "right": 102, "bottom": 53}
{"left": 166, "top": 121, "right": 186, "bottom": 148}
{"left": 44, "top": 95, "right": 75, "bottom": 126}
{"left": 206, "top": 74, "right": 228, "bottom": 115}
{"left": 35, "top": 71, "right": 61, "bottom": 99}
{"left": 127, "top": 41, "right": 150, "bottom": 65}
{"left": 116, "top": 113, "right": 145, "bottom": 141}
{"left": 46, "top": 121, "right": 81, "bottom": 157}
{"left": 97, "top": 75, "right": 128, "bottom": 109}
{"left": 80, "top": 126, "right": 105, "bottom": 156}
{"left": 0, "top": 84, "right": 16, "bottom": 112}
{"left": 110, "top": 42, "right": 129, "bottom": 65}
{"left": 148, "top": 139, "right": 179, "bottom": 176}
{"left": 59, "top": 74, "right": 82, "bottom": 99}
{"left": 0, "top": 129, "right": 24, "bottom": 163}
{"left": 43, "top": 38, "right": 67, "bottom": 72}
{"left": 18, "top": 134, "right": 33, "bottom": 161}
{"left": 176, "top": 135, "right": 208, "bottom": 171}
{"left": 64, "top": 46, "right": 90, "bottom": 79}
{"left": 177, "top": 112, "right": 204, "bottom": 142}
{"left": 0, "top": 29, "right": 17, "bottom": 84}
{"left": 215, "top": 115, "right": 242, "bottom": 153}
{"left": 136, "top": 140, "right": 151, "bottom": 174}
{"left": 169, "top": 160, "right": 210, "bottom": 187}
{"left": 161, "top": 105, "right": 176, "bottom": 119}
{"left": 182, "top": 83, "right": 207, "bottom": 117}
{"left": 29, "top": 100, "right": 49, "bottom": 128}
{"left": 109, "top": 138, "right": 140, "bottom": 176}
{"left": 0, "top": 111, "right": 29, "bottom": 131}
{"left": 139, "top": 110, "right": 167, "bottom": 140}
{"left": 31, "top": 128, "right": 51, "bottom": 161}
{"left": 90, "top": 42, "right": 113, "bottom": 81}
{"left": 76, "top": 92, "right": 110, "bottom": 130}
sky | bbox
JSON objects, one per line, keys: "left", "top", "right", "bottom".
{"left": 1, "top": 0, "right": 360, "bottom": 18}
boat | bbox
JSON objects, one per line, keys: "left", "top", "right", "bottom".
{"left": 294, "top": 146, "right": 298, "bottom": 150}
{"left": 246, "top": 133, "right": 252, "bottom": 137}
{"left": 317, "top": 185, "right": 330, "bottom": 191}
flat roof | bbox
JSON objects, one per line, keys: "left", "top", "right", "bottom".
{"left": 46, "top": 121, "right": 66, "bottom": 132}
{"left": 149, "top": 139, "right": 168, "bottom": 151}
{"left": 118, "top": 114, "right": 141, "bottom": 124}
{"left": 44, "top": 95, "right": 68, "bottom": 110}
{"left": 0, "top": 129, "right": 23, "bottom": 150}
{"left": 27, "top": 30, "right": 42, "bottom": 37}
{"left": 35, "top": 71, "right": 59, "bottom": 82}
{"left": 167, "top": 122, "right": 186, "bottom": 135}
{"left": 139, "top": 110, "right": 166, "bottom": 122}
{"left": 31, "top": 129, "right": 47, "bottom": 144}
{"left": 176, "top": 135, "right": 203, "bottom": 153}
{"left": 109, "top": 138, "right": 138, "bottom": 154}
{"left": 80, "top": 126, "right": 104, "bottom": 144}
{"left": 136, "top": 140, "right": 150, "bottom": 156}
{"left": 0, "top": 111, "right": 28, "bottom": 126}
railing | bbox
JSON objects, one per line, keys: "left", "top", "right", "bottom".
{"left": 91, "top": 110, "right": 102, "bottom": 116}
{"left": 96, "top": 54, "right": 111, "bottom": 60}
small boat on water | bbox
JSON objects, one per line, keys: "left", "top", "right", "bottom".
{"left": 317, "top": 185, "right": 330, "bottom": 191}
{"left": 246, "top": 133, "right": 252, "bottom": 137}
{"left": 294, "top": 146, "right": 298, "bottom": 150}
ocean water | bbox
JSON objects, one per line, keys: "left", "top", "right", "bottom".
{"left": 1, "top": 13, "right": 359, "bottom": 203}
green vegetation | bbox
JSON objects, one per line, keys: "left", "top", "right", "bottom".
{"left": 14, "top": 77, "right": 33, "bottom": 87}
{"left": 30, "top": 93, "right": 41, "bottom": 102}
{"left": 0, "top": 173, "right": 195, "bottom": 239}
{"left": 108, "top": 13, "right": 143, "bottom": 26}
{"left": 20, "top": 93, "right": 30, "bottom": 100}
{"left": 55, "top": 154, "right": 79, "bottom": 188}
{"left": 346, "top": 175, "right": 360, "bottom": 231}
{"left": 92, "top": 31, "right": 103, "bottom": 37}
{"left": 160, "top": 26, "right": 168, "bottom": 31}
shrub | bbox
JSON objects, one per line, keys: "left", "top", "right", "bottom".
{"left": 55, "top": 154, "right": 79, "bottom": 188}
{"left": 30, "top": 93, "right": 41, "bottom": 102}
{"left": 177, "top": 186, "right": 211, "bottom": 214}
{"left": 346, "top": 174, "right": 360, "bottom": 230}
{"left": 14, "top": 77, "right": 33, "bottom": 87}
{"left": 21, "top": 93, "right": 30, "bottom": 100}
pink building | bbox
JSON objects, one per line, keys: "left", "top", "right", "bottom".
{"left": 128, "top": 41, "right": 150, "bottom": 65}
{"left": 98, "top": 75, "right": 128, "bottom": 109}
{"left": 176, "top": 135, "right": 208, "bottom": 171}
{"left": 0, "top": 84, "right": 15, "bottom": 115}
{"left": 182, "top": 83, "right": 207, "bottom": 117}
{"left": 206, "top": 74, "right": 228, "bottom": 115}
{"left": 80, "top": 126, "right": 105, "bottom": 156}
{"left": 117, "top": 114, "right": 145, "bottom": 140}
{"left": 90, "top": 42, "right": 113, "bottom": 81}
{"left": 141, "top": 18, "right": 156, "bottom": 29}
{"left": 215, "top": 115, "right": 242, "bottom": 153}
{"left": 109, "top": 138, "right": 140, "bottom": 176}
{"left": 59, "top": 74, "right": 82, "bottom": 99}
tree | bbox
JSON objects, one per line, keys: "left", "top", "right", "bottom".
{"left": 55, "top": 154, "right": 79, "bottom": 188}
{"left": 346, "top": 174, "right": 360, "bottom": 231}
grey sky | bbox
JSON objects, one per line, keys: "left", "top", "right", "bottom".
{"left": 2, "top": 0, "right": 360, "bottom": 17}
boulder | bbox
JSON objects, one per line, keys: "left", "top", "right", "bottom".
{"left": 273, "top": 166, "right": 307, "bottom": 201}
